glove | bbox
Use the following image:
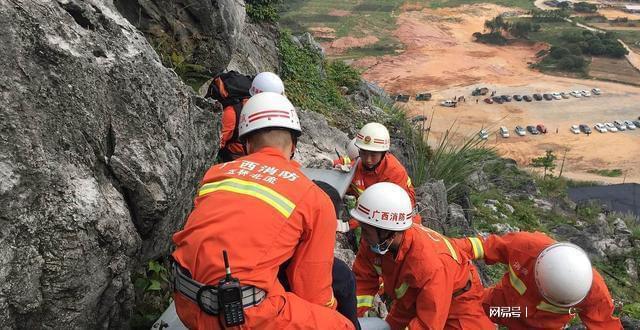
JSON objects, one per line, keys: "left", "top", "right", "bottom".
{"left": 336, "top": 220, "right": 350, "bottom": 233}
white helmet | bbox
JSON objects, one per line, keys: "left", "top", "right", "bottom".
{"left": 350, "top": 182, "right": 413, "bottom": 231}
{"left": 347, "top": 138, "right": 359, "bottom": 160}
{"left": 355, "top": 123, "right": 390, "bottom": 152}
{"left": 250, "top": 72, "right": 285, "bottom": 96}
{"left": 535, "top": 243, "right": 593, "bottom": 307}
{"left": 237, "top": 92, "right": 301, "bottom": 139}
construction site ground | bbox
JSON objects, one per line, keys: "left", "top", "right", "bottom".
{"left": 351, "top": 4, "right": 640, "bottom": 183}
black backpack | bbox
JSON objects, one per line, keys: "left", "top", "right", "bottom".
{"left": 205, "top": 71, "right": 253, "bottom": 107}
{"left": 205, "top": 71, "right": 253, "bottom": 146}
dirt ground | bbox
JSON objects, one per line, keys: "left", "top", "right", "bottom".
{"left": 353, "top": 4, "right": 640, "bottom": 183}
{"left": 598, "top": 8, "right": 640, "bottom": 20}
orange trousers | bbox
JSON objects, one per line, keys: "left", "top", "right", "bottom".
{"left": 175, "top": 292, "right": 355, "bottom": 329}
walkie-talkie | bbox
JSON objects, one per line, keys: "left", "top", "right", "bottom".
{"left": 218, "top": 250, "right": 245, "bottom": 327}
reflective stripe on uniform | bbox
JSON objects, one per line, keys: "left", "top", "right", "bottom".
{"left": 395, "top": 282, "right": 409, "bottom": 299}
{"left": 407, "top": 177, "right": 412, "bottom": 187}
{"left": 357, "top": 295, "right": 374, "bottom": 308}
{"left": 417, "top": 226, "right": 459, "bottom": 262}
{"left": 351, "top": 183, "right": 364, "bottom": 195}
{"left": 509, "top": 264, "right": 527, "bottom": 295}
{"left": 373, "top": 265, "right": 382, "bottom": 275}
{"left": 325, "top": 295, "right": 337, "bottom": 308}
{"left": 468, "top": 237, "right": 485, "bottom": 260}
{"left": 537, "top": 301, "right": 573, "bottom": 314}
{"left": 199, "top": 178, "right": 296, "bottom": 218}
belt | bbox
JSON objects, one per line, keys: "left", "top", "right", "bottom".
{"left": 453, "top": 278, "right": 472, "bottom": 297}
{"left": 171, "top": 261, "right": 266, "bottom": 315}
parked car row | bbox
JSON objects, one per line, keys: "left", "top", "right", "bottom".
{"left": 572, "top": 120, "right": 640, "bottom": 134}
{"left": 484, "top": 88, "right": 601, "bottom": 104}
{"left": 479, "top": 118, "right": 640, "bottom": 139}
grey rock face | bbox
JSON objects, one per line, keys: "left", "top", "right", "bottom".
{"left": 0, "top": 1, "right": 217, "bottom": 328}
{"left": 295, "top": 109, "right": 350, "bottom": 167}
{"left": 446, "top": 203, "right": 474, "bottom": 235}
{"left": 415, "top": 181, "right": 449, "bottom": 233}
{"left": 114, "top": 0, "right": 279, "bottom": 74}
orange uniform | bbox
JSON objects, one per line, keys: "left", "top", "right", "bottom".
{"left": 172, "top": 147, "right": 353, "bottom": 329}
{"left": 451, "top": 232, "right": 622, "bottom": 330}
{"left": 219, "top": 104, "right": 245, "bottom": 158}
{"left": 348, "top": 153, "right": 421, "bottom": 227}
{"left": 353, "top": 224, "right": 495, "bottom": 330}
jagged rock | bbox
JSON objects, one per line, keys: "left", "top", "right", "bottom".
{"left": 503, "top": 203, "right": 515, "bottom": 214}
{"left": 114, "top": 0, "right": 280, "bottom": 74}
{"left": 622, "top": 316, "right": 640, "bottom": 329}
{"left": 334, "top": 233, "right": 356, "bottom": 268}
{"left": 533, "top": 198, "right": 553, "bottom": 211}
{"left": 415, "top": 181, "right": 449, "bottom": 233}
{"left": 483, "top": 203, "right": 499, "bottom": 213}
{"left": 491, "top": 223, "right": 520, "bottom": 234}
{"left": 446, "top": 203, "right": 474, "bottom": 236}
{"left": 0, "top": 1, "right": 216, "bottom": 327}
{"left": 294, "top": 32, "right": 325, "bottom": 57}
{"left": 295, "top": 109, "right": 350, "bottom": 167}
{"left": 612, "top": 218, "right": 632, "bottom": 235}
{"left": 595, "top": 213, "right": 612, "bottom": 236}
{"left": 625, "top": 259, "right": 638, "bottom": 282}
{"left": 467, "top": 170, "right": 491, "bottom": 192}
{"left": 485, "top": 199, "right": 499, "bottom": 205}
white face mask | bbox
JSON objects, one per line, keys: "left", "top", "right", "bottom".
{"left": 370, "top": 237, "right": 394, "bottom": 255}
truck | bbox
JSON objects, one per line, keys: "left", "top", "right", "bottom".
{"left": 471, "top": 87, "right": 489, "bottom": 96}
{"left": 415, "top": 92, "right": 432, "bottom": 101}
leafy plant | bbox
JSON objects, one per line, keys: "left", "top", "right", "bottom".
{"left": 246, "top": 0, "right": 282, "bottom": 23}
{"left": 531, "top": 150, "right": 557, "bottom": 179}
{"left": 587, "top": 168, "right": 623, "bottom": 177}
{"left": 131, "top": 260, "right": 172, "bottom": 329}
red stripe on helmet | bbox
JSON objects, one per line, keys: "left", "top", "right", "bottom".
{"left": 248, "top": 114, "right": 291, "bottom": 122}
{"left": 248, "top": 110, "right": 290, "bottom": 119}
{"left": 358, "top": 204, "right": 370, "bottom": 212}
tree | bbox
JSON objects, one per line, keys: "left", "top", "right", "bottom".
{"left": 573, "top": 2, "right": 597, "bottom": 13}
{"left": 531, "top": 150, "right": 557, "bottom": 178}
{"left": 550, "top": 46, "right": 570, "bottom": 59}
{"left": 511, "top": 21, "right": 533, "bottom": 38}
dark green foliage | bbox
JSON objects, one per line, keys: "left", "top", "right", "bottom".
{"left": 326, "top": 60, "right": 362, "bottom": 92}
{"left": 531, "top": 9, "right": 570, "bottom": 22}
{"left": 131, "top": 261, "right": 172, "bottom": 329}
{"left": 573, "top": 1, "right": 598, "bottom": 13}
{"left": 474, "top": 32, "right": 508, "bottom": 45}
{"left": 511, "top": 21, "right": 533, "bottom": 38}
{"left": 278, "top": 30, "right": 357, "bottom": 127}
{"left": 550, "top": 46, "right": 570, "bottom": 59}
{"left": 246, "top": 0, "right": 282, "bottom": 23}
{"left": 531, "top": 150, "right": 557, "bottom": 178}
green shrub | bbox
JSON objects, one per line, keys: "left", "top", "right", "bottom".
{"left": 131, "top": 260, "right": 172, "bottom": 329}
{"left": 246, "top": 0, "right": 282, "bottom": 23}
{"left": 278, "top": 30, "right": 356, "bottom": 128}
{"left": 326, "top": 60, "right": 362, "bottom": 92}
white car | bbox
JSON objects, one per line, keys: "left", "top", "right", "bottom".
{"left": 581, "top": 90, "right": 591, "bottom": 97}
{"left": 515, "top": 126, "right": 526, "bottom": 136}
{"left": 594, "top": 123, "right": 607, "bottom": 133}
{"left": 479, "top": 129, "right": 489, "bottom": 140}
{"left": 592, "top": 88, "right": 601, "bottom": 95}
{"left": 499, "top": 126, "right": 510, "bottom": 138}
{"left": 570, "top": 91, "right": 582, "bottom": 98}
{"left": 441, "top": 100, "right": 457, "bottom": 107}
{"left": 624, "top": 120, "right": 637, "bottom": 130}
{"left": 614, "top": 120, "right": 627, "bottom": 131}
{"left": 551, "top": 92, "right": 562, "bottom": 100}
{"left": 605, "top": 122, "right": 618, "bottom": 132}
{"left": 570, "top": 125, "right": 580, "bottom": 134}
{"left": 560, "top": 92, "right": 570, "bottom": 99}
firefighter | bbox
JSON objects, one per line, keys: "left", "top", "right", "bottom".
{"left": 452, "top": 231, "right": 622, "bottom": 329}
{"left": 219, "top": 72, "right": 285, "bottom": 162}
{"left": 347, "top": 122, "right": 421, "bottom": 228}
{"left": 352, "top": 182, "right": 495, "bottom": 330}
{"left": 171, "top": 92, "right": 353, "bottom": 329}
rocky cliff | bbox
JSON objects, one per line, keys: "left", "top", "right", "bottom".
{"left": 0, "top": 0, "right": 221, "bottom": 327}
{"left": 113, "top": 0, "right": 280, "bottom": 74}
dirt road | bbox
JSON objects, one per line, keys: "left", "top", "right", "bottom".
{"left": 356, "top": 4, "right": 640, "bottom": 183}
